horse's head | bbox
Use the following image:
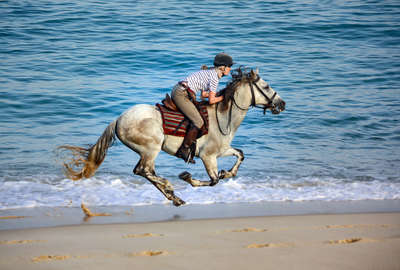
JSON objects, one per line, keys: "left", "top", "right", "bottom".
{"left": 222, "top": 67, "right": 286, "bottom": 114}
{"left": 247, "top": 69, "right": 285, "bottom": 114}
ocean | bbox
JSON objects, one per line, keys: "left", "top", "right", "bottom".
{"left": 1, "top": 0, "right": 399, "bottom": 211}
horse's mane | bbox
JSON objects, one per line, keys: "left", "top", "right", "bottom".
{"left": 219, "top": 66, "right": 258, "bottom": 111}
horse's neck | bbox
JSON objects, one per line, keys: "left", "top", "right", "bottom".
{"left": 230, "top": 100, "right": 248, "bottom": 133}
{"left": 213, "top": 98, "right": 249, "bottom": 140}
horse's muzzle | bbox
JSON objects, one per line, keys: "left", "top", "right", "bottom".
{"left": 270, "top": 100, "right": 285, "bottom": 114}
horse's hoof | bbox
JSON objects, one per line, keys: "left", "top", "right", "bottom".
{"left": 173, "top": 198, "right": 186, "bottom": 207}
{"left": 210, "top": 179, "right": 219, "bottom": 186}
{"left": 179, "top": 171, "right": 191, "bottom": 181}
{"left": 218, "top": 170, "right": 227, "bottom": 179}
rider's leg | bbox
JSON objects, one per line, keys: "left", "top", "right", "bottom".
{"left": 175, "top": 124, "right": 199, "bottom": 163}
{"left": 172, "top": 85, "right": 204, "bottom": 163}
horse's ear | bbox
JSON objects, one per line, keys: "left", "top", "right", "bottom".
{"left": 250, "top": 68, "right": 259, "bottom": 78}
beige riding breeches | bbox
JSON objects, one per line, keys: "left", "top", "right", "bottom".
{"left": 171, "top": 84, "right": 204, "bottom": 129}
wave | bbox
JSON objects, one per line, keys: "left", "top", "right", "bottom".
{"left": 0, "top": 174, "right": 399, "bottom": 210}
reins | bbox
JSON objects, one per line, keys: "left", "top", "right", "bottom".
{"left": 216, "top": 98, "right": 236, "bottom": 136}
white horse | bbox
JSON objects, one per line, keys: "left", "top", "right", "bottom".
{"left": 59, "top": 68, "right": 285, "bottom": 206}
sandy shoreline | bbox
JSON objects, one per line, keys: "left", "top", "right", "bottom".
{"left": 1, "top": 212, "right": 400, "bottom": 270}
{"left": 1, "top": 199, "right": 400, "bottom": 231}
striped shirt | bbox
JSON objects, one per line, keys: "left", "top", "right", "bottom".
{"left": 184, "top": 69, "right": 219, "bottom": 94}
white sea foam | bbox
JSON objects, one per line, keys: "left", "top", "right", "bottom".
{"left": 0, "top": 174, "right": 399, "bottom": 210}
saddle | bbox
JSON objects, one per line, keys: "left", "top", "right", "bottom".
{"left": 161, "top": 93, "right": 178, "bottom": 111}
{"left": 156, "top": 94, "right": 209, "bottom": 137}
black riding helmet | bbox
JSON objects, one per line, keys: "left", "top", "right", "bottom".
{"left": 214, "top": 53, "right": 234, "bottom": 67}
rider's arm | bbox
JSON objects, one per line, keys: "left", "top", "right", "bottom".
{"left": 208, "top": 91, "right": 223, "bottom": 104}
{"left": 201, "top": 90, "right": 209, "bottom": 99}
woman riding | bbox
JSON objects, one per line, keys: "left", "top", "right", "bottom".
{"left": 172, "top": 53, "right": 234, "bottom": 163}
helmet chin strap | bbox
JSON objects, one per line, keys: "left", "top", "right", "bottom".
{"left": 216, "top": 66, "right": 226, "bottom": 78}
{"left": 220, "top": 66, "right": 228, "bottom": 77}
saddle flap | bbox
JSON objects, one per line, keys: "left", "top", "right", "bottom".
{"left": 162, "top": 94, "right": 179, "bottom": 112}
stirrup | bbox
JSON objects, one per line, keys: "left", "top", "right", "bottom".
{"left": 176, "top": 146, "right": 195, "bottom": 164}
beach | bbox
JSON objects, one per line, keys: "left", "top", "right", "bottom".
{"left": 1, "top": 203, "right": 400, "bottom": 270}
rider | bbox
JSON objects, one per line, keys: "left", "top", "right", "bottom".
{"left": 172, "top": 53, "right": 234, "bottom": 163}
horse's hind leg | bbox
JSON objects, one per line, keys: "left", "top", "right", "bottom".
{"left": 116, "top": 106, "right": 185, "bottom": 206}
{"left": 134, "top": 156, "right": 185, "bottom": 207}
{"left": 147, "top": 173, "right": 186, "bottom": 206}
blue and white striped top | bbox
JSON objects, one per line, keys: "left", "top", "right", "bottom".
{"left": 184, "top": 68, "right": 219, "bottom": 94}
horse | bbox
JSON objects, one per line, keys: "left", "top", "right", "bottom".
{"left": 59, "top": 67, "right": 286, "bottom": 206}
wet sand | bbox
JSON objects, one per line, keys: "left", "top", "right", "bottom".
{"left": 1, "top": 212, "right": 399, "bottom": 270}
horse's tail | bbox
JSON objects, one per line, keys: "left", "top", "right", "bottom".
{"left": 58, "top": 120, "right": 117, "bottom": 181}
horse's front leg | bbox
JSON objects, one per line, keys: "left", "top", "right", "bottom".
{"left": 218, "top": 147, "right": 244, "bottom": 179}
{"left": 179, "top": 155, "right": 220, "bottom": 187}
{"left": 179, "top": 171, "right": 213, "bottom": 187}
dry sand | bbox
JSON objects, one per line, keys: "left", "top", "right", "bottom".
{"left": 0, "top": 212, "right": 399, "bottom": 270}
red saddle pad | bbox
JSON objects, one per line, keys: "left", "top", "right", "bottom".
{"left": 156, "top": 103, "right": 208, "bottom": 137}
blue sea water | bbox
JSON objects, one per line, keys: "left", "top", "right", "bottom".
{"left": 0, "top": 0, "right": 399, "bottom": 210}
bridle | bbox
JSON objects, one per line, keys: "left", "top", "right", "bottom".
{"left": 249, "top": 75, "right": 277, "bottom": 114}
{"left": 216, "top": 74, "right": 277, "bottom": 135}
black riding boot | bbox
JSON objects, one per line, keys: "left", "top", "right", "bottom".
{"left": 175, "top": 126, "right": 199, "bottom": 164}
